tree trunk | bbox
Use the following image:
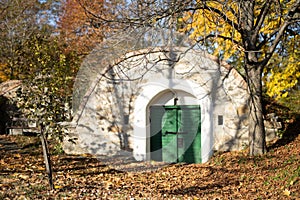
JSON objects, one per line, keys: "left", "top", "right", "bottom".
{"left": 40, "top": 124, "right": 54, "bottom": 190}
{"left": 247, "top": 66, "right": 267, "bottom": 155}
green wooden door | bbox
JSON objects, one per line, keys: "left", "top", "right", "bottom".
{"left": 179, "top": 106, "right": 201, "bottom": 163}
{"left": 150, "top": 105, "right": 201, "bottom": 163}
{"left": 161, "top": 106, "right": 179, "bottom": 163}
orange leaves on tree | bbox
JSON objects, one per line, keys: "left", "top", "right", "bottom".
{"left": 58, "top": 0, "right": 106, "bottom": 55}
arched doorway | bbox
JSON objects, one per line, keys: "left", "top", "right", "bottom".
{"left": 133, "top": 78, "right": 213, "bottom": 163}
{"left": 149, "top": 104, "right": 202, "bottom": 163}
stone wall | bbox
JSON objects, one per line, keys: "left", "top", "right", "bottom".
{"left": 63, "top": 47, "right": 252, "bottom": 162}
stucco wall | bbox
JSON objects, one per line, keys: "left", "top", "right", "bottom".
{"left": 63, "top": 47, "right": 250, "bottom": 162}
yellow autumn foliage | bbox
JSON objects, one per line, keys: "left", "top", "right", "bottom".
{"left": 180, "top": 0, "right": 242, "bottom": 61}
{"left": 180, "top": 0, "right": 299, "bottom": 99}
{"left": 265, "top": 37, "right": 300, "bottom": 99}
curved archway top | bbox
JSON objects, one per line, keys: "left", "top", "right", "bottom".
{"left": 73, "top": 47, "right": 248, "bottom": 122}
{"left": 109, "top": 47, "right": 233, "bottom": 79}
{"left": 138, "top": 78, "right": 211, "bottom": 105}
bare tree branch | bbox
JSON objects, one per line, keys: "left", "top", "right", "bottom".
{"left": 195, "top": 33, "right": 242, "bottom": 49}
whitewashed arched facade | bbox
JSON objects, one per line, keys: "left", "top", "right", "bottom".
{"left": 63, "top": 47, "right": 250, "bottom": 163}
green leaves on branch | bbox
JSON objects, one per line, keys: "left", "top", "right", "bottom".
{"left": 16, "top": 35, "right": 79, "bottom": 139}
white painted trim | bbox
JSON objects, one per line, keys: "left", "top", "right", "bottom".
{"left": 133, "top": 78, "right": 213, "bottom": 163}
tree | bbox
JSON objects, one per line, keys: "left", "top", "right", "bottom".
{"left": 79, "top": 0, "right": 300, "bottom": 155}
{"left": 57, "top": 0, "right": 108, "bottom": 56}
{"left": 0, "top": 0, "right": 81, "bottom": 133}
{"left": 0, "top": 0, "right": 79, "bottom": 136}
{"left": 181, "top": 0, "right": 300, "bottom": 155}
{"left": 0, "top": 0, "right": 60, "bottom": 81}
{"left": 0, "top": 0, "right": 79, "bottom": 189}
{"left": 16, "top": 34, "right": 79, "bottom": 139}
{"left": 15, "top": 33, "right": 80, "bottom": 189}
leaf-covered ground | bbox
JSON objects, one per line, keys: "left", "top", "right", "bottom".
{"left": 0, "top": 124, "right": 299, "bottom": 199}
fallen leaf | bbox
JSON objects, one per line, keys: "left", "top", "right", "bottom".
{"left": 283, "top": 189, "right": 291, "bottom": 196}
{"left": 16, "top": 195, "right": 28, "bottom": 200}
{"left": 54, "top": 185, "right": 63, "bottom": 189}
{"left": 19, "top": 174, "right": 29, "bottom": 180}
